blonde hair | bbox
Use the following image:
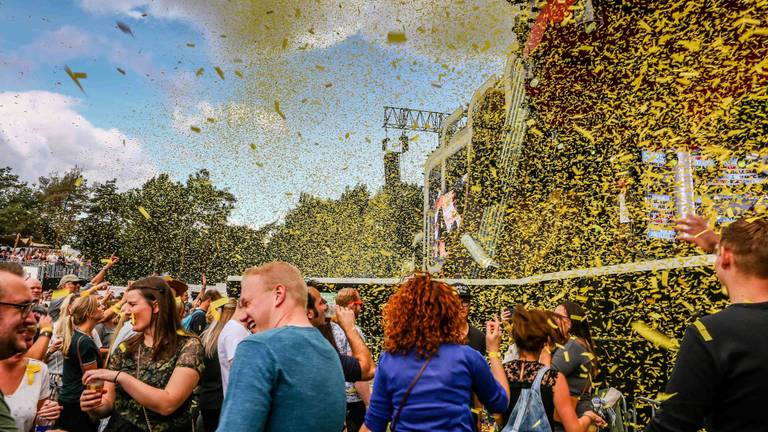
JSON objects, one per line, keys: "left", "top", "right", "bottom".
{"left": 201, "top": 299, "right": 238, "bottom": 358}
{"left": 335, "top": 288, "right": 360, "bottom": 307}
{"left": 243, "top": 261, "right": 307, "bottom": 307}
{"left": 61, "top": 295, "right": 100, "bottom": 357}
{"left": 54, "top": 294, "right": 75, "bottom": 340}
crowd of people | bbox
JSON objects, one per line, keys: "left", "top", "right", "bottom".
{"left": 0, "top": 248, "right": 91, "bottom": 267}
{"left": 0, "top": 213, "right": 766, "bottom": 431}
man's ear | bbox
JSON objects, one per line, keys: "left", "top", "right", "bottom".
{"left": 719, "top": 246, "right": 734, "bottom": 271}
{"left": 274, "top": 284, "right": 288, "bottom": 307}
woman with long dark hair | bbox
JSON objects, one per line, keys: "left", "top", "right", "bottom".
{"left": 79, "top": 276, "right": 204, "bottom": 431}
{"left": 362, "top": 273, "right": 509, "bottom": 432}
{"left": 546, "top": 301, "right": 599, "bottom": 428}
{"left": 500, "top": 305, "right": 605, "bottom": 431}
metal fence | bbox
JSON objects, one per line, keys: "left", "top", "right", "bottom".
{"left": 14, "top": 260, "right": 97, "bottom": 281}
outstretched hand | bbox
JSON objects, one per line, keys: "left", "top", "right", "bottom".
{"left": 675, "top": 214, "right": 719, "bottom": 253}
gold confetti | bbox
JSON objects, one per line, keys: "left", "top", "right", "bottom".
{"left": 632, "top": 321, "right": 679, "bottom": 351}
{"left": 214, "top": 66, "right": 225, "bottom": 80}
{"left": 64, "top": 65, "right": 87, "bottom": 94}
{"left": 274, "top": 100, "right": 286, "bottom": 120}
{"left": 137, "top": 206, "right": 151, "bottom": 220}
{"left": 387, "top": 31, "right": 407, "bottom": 44}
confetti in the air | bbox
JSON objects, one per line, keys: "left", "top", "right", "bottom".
{"left": 387, "top": 31, "right": 407, "bottom": 44}
{"left": 137, "top": 206, "right": 151, "bottom": 220}
{"left": 64, "top": 65, "right": 87, "bottom": 94}
{"left": 115, "top": 21, "right": 134, "bottom": 37}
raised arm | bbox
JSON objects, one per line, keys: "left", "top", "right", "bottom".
{"left": 337, "top": 306, "right": 374, "bottom": 381}
{"left": 676, "top": 215, "right": 719, "bottom": 253}
{"left": 486, "top": 318, "right": 510, "bottom": 399}
{"left": 89, "top": 254, "right": 119, "bottom": 286}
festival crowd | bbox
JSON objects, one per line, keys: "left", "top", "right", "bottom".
{"left": 0, "top": 248, "right": 90, "bottom": 267}
{"left": 0, "top": 214, "right": 766, "bottom": 432}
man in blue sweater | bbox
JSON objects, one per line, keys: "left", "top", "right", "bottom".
{"left": 217, "top": 261, "right": 346, "bottom": 432}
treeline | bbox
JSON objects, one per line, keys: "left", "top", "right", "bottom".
{"left": 0, "top": 166, "right": 422, "bottom": 282}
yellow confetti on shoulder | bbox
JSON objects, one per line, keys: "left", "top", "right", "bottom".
{"left": 693, "top": 319, "right": 713, "bottom": 342}
{"left": 137, "top": 206, "right": 151, "bottom": 220}
{"left": 176, "top": 329, "right": 187, "bottom": 336}
{"left": 564, "top": 350, "right": 570, "bottom": 362}
{"left": 118, "top": 343, "right": 126, "bottom": 352}
{"left": 657, "top": 392, "right": 677, "bottom": 402}
{"left": 387, "top": 31, "right": 407, "bottom": 44}
{"left": 74, "top": 177, "right": 83, "bottom": 187}
{"left": 26, "top": 363, "right": 41, "bottom": 385}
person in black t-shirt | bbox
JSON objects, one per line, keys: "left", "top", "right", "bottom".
{"left": 454, "top": 283, "right": 486, "bottom": 431}
{"left": 647, "top": 216, "right": 768, "bottom": 432}
{"left": 455, "top": 284, "right": 486, "bottom": 356}
{"left": 57, "top": 295, "right": 104, "bottom": 432}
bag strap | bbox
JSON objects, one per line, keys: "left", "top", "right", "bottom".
{"left": 510, "top": 365, "right": 550, "bottom": 432}
{"left": 391, "top": 355, "right": 433, "bottom": 431}
{"left": 532, "top": 365, "right": 549, "bottom": 394}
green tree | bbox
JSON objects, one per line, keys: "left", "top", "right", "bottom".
{"left": 0, "top": 167, "right": 43, "bottom": 238}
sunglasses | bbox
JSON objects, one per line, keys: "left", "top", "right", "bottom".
{"left": 0, "top": 301, "right": 35, "bottom": 318}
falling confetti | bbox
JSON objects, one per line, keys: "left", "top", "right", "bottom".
{"left": 274, "top": 100, "right": 286, "bottom": 120}
{"left": 116, "top": 67, "right": 126, "bottom": 75}
{"left": 137, "top": 206, "right": 151, "bottom": 220}
{"left": 214, "top": 66, "right": 225, "bottom": 80}
{"left": 64, "top": 65, "right": 87, "bottom": 94}
{"left": 387, "top": 31, "right": 407, "bottom": 44}
{"left": 116, "top": 21, "right": 134, "bottom": 37}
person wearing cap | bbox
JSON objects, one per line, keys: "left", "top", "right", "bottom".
{"left": 455, "top": 283, "right": 487, "bottom": 432}
{"left": 455, "top": 284, "right": 486, "bottom": 356}
{"left": 48, "top": 255, "right": 119, "bottom": 321}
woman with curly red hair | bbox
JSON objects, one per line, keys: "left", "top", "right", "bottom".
{"left": 362, "top": 273, "right": 509, "bottom": 432}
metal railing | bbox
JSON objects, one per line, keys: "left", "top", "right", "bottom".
{"left": 15, "top": 259, "right": 97, "bottom": 280}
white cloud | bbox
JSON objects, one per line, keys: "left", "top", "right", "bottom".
{"left": 171, "top": 100, "right": 288, "bottom": 136}
{"left": 0, "top": 91, "right": 157, "bottom": 189}
{"left": 21, "top": 26, "right": 95, "bottom": 65}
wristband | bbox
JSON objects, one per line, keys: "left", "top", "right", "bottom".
{"left": 39, "top": 331, "right": 53, "bottom": 338}
{"left": 114, "top": 371, "right": 122, "bottom": 383}
{"left": 488, "top": 351, "right": 501, "bottom": 359}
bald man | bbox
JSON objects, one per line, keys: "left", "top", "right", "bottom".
{"left": 1, "top": 268, "right": 38, "bottom": 431}
{"left": 217, "top": 262, "right": 346, "bottom": 432}
{"left": 25, "top": 278, "right": 43, "bottom": 304}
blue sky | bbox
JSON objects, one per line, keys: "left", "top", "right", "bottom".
{"left": 0, "top": 0, "right": 514, "bottom": 227}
